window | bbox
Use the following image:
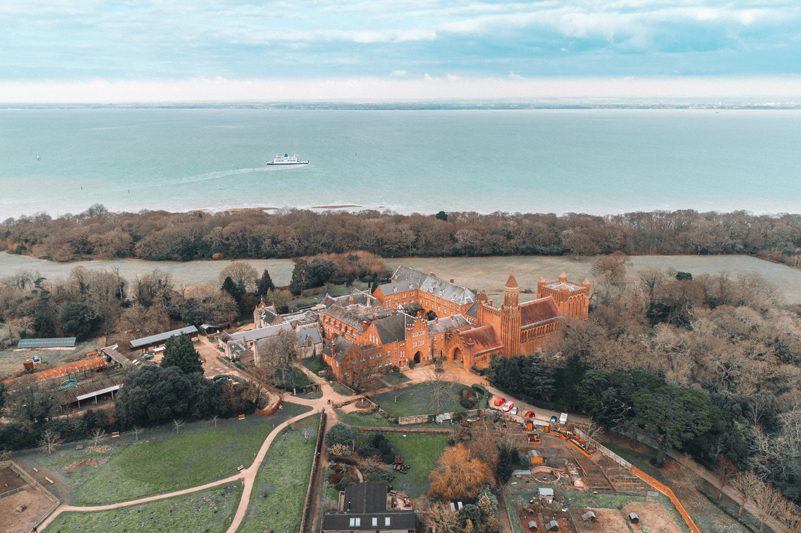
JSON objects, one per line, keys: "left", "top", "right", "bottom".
{"left": 372, "top": 518, "right": 378, "bottom": 526}
{"left": 349, "top": 518, "right": 361, "bottom": 527}
{"left": 385, "top": 517, "right": 391, "bottom": 526}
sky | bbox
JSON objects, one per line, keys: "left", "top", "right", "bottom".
{"left": 2, "top": 0, "right": 801, "bottom": 102}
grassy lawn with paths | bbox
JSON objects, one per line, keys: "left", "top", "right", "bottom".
{"left": 25, "top": 402, "right": 311, "bottom": 505}
{"left": 238, "top": 415, "right": 321, "bottom": 533}
{"left": 47, "top": 482, "right": 243, "bottom": 533}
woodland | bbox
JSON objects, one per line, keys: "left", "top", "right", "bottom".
{"left": 4, "top": 206, "right": 801, "bottom": 264}
{"left": 489, "top": 253, "right": 801, "bottom": 509}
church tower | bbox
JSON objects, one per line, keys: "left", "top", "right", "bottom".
{"left": 500, "top": 272, "right": 521, "bottom": 357}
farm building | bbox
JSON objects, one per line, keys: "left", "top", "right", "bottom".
{"left": 129, "top": 326, "right": 198, "bottom": 353}
{"left": 582, "top": 511, "right": 596, "bottom": 522}
{"left": 629, "top": 512, "right": 639, "bottom": 524}
{"left": 54, "top": 375, "right": 125, "bottom": 409}
{"left": 528, "top": 521, "right": 538, "bottom": 531}
{"left": 17, "top": 337, "right": 76, "bottom": 349}
{"left": 529, "top": 449, "right": 543, "bottom": 465}
{"left": 544, "top": 520, "right": 559, "bottom": 531}
{"left": 539, "top": 488, "right": 554, "bottom": 503}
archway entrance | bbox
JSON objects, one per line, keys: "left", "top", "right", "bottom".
{"left": 413, "top": 351, "right": 422, "bottom": 364}
{"left": 452, "top": 347, "right": 463, "bottom": 362}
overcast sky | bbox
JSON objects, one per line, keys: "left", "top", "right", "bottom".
{"left": 2, "top": 0, "right": 801, "bottom": 101}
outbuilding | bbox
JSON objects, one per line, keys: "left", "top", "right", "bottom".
{"left": 582, "top": 511, "right": 596, "bottom": 522}
{"left": 538, "top": 488, "right": 554, "bottom": 503}
{"left": 629, "top": 512, "right": 640, "bottom": 524}
{"left": 544, "top": 520, "right": 559, "bottom": 531}
{"left": 527, "top": 521, "right": 538, "bottom": 531}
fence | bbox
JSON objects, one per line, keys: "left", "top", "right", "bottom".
{"left": 0, "top": 460, "right": 61, "bottom": 530}
{"left": 255, "top": 397, "right": 283, "bottom": 416}
{"left": 569, "top": 431, "right": 701, "bottom": 533}
{"left": 398, "top": 408, "right": 484, "bottom": 426}
{"left": 299, "top": 411, "right": 327, "bottom": 533}
{"left": 352, "top": 426, "right": 451, "bottom": 435}
{"left": 574, "top": 429, "right": 631, "bottom": 469}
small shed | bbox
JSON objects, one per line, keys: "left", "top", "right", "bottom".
{"left": 512, "top": 469, "right": 532, "bottom": 478}
{"left": 582, "top": 511, "right": 596, "bottom": 522}
{"left": 629, "top": 512, "right": 640, "bottom": 524}
{"left": 528, "top": 520, "right": 538, "bottom": 531}
{"left": 538, "top": 488, "right": 554, "bottom": 503}
{"left": 528, "top": 449, "right": 543, "bottom": 465}
{"left": 544, "top": 520, "right": 559, "bottom": 531}
{"left": 435, "top": 413, "right": 452, "bottom": 425}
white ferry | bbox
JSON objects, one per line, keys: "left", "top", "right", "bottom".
{"left": 266, "top": 154, "right": 309, "bottom": 166}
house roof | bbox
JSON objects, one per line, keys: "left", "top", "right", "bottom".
{"left": 378, "top": 274, "right": 476, "bottom": 307}
{"left": 130, "top": 326, "right": 198, "bottom": 348}
{"left": 344, "top": 482, "right": 386, "bottom": 513}
{"left": 102, "top": 345, "right": 143, "bottom": 367}
{"left": 373, "top": 313, "right": 413, "bottom": 345}
{"left": 17, "top": 337, "right": 76, "bottom": 349}
{"left": 520, "top": 297, "right": 561, "bottom": 327}
{"left": 428, "top": 315, "right": 470, "bottom": 335}
{"left": 229, "top": 323, "right": 292, "bottom": 344}
{"left": 320, "top": 289, "right": 377, "bottom": 309}
{"left": 54, "top": 375, "right": 125, "bottom": 405}
{"left": 505, "top": 272, "right": 518, "bottom": 289}
{"left": 465, "top": 301, "right": 478, "bottom": 319}
{"left": 332, "top": 336, "right": 358, "bottom": 362}
{"left": 460, "top": 326, "right": 503, "bottom": 354}
{"left": 391, "top": 265, "right": 428, "bottom": 282}
{"left": 321, "top": 511, "right": 416, "bottom": 532}
{"left": 257, "top": 304, "right": 283, "bottom": 324}
{"left": 295, "top": 326, "right": 322, "bottom": 345}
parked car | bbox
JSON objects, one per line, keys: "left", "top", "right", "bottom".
{"left": 493, "top": 397, "right": 506, "bottom": 406}
{"left": 524, "top": 411, "right": 535, "bottom": 418}
{"left": 550, "top": 415, "right": 558, "bottom": 422}
{"left": 502, "top": 401, "right": 514, "bottom": 412}
{"left": 142, "top": 352, "right": 154, "bottom": 360}
{"left": 510, "top": 406, "right": 519, "bottom": 415}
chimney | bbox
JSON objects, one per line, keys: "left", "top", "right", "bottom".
{"left": 373, "top": 314, "right": 378, "bottom": 320}
{"left": 362, "top": 320, "right": 368, "bottom": 333}
{"left": 435, "top": 317, "right": 439, "bottom": 324}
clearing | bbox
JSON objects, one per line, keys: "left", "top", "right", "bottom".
{"left": 16, "top": 402, "right": 311, "bottom": 505}
{"left": 383, "top": 433, "right": 448, "bottom": 498}
{"left": 46, "top": 482, "right": 243, "bottom": 533}
{"left": 0, "top": 340, "right": 98, "bottom": 380}
{"left": 238, "top": 415, "right": 321, "bottom": 533}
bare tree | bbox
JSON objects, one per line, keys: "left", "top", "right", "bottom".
{"left": 730, "top": 470, "right": 760, "bottom": 518}
{"left": 0, "top": 447, "right": 11, "bottom": 461}
{"left": 339, "top": 350, "right": 381, "bottom": 390}
{"left": 300, "top": 425, "right": 315, "bottom": 444}
{"left": 212, "top": 415, "right": 219, "bottom": 428}
{"left": 91, "top": 428, "right": 106, "bottom": 447}
{"left": 357, "top": 455, "right": 383, "bottom": 474}
{"left": 425, "top": 363, "right": 452, "bottom": 415}
{"left": 132, "top": 426, "right": 144, "bottom": 440}
{"left": 219, "top": 262, "right": 259, "bottom": 293}
{"left": 256, "top": 330, "right": 298, "bottom": 386}
{"left": 38, "top": 429, "right": 63, "bottom": 455}
{"left": 173, "top": 419, "right": 185, "bottom": 433}
{"left": 389, "top": 377, "right": 403, "bottom": 403}
{"left": 713, "top": 454, "right": 737, "bottom": 501}
{"left": 752, "top": 479, "right": 779, "bottom": 533}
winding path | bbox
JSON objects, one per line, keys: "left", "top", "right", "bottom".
{"left": 39, "top": 406, "right": 325, "bottom": 532}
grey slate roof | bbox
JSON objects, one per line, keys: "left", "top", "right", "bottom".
{"left": 229, "top": 323, "right": 292, "bottom": 344}
{"left": 322, "top": 482, "right": 416, "bottom": 532}
{"left": 257, "top": 304, "right": 283, "bottom": 324}
{"left": 379, "top": 272, "right": 475, "bottom": 306}
{"left": 391, "top": 265, "right": 427, "bottom": 282}
{"left": 373, "top": 313, "right": 413, "bottom": 345}
{"left": 428, "top": 314, "right": 470, "bottom": 335}
{"left": 18, "top": 337, "right": 76, "bottom": 349}
{"left": 320, "top": 289, "right": 377, "bottom": 309}
{"left": 130, "top": 326, "right": 197, "bottom": 349}
{"left": 332, "top": 336, "right": 357, "bottom": 362}
{"left": 295, "top": 326, "right": 322, "bottom": 345}
{"left": 465, "top": 301, "right": 478, "bottom": 319}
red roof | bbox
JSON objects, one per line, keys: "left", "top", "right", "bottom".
{"left": 505, "top": 272, "right": 518, "bottom": 289}
{"left": 31, "top": 356, "right": 107, "bottom": 381}
{"left": 520, "top": 297, "right": 561, "bottom": 326}
{"left": 461, "top": 326, "right": 503, "bottom": 354}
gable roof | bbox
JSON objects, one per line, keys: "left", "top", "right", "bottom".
{"left": 18, "top": 337, "right": 76, "bottom": 349}
{"left": 519, "top": 297, "right": 561, "bottom": 327}
{"left": 295, "top": 326, "right": 322, "bottom": 345}
{"left": 343, "top": 482, "right": 386, "bottom": 513}
{"left": 428, "top": 314, "right": 470, "bottom": 335}
{"left": 460, "top": 326, "right": 503, "bottom": 354}
{"left": 229, "top": 322, "right": 292, "bottom": 343}
{"left": 373, "top": 312, "right": 413, "bottom": 345}
{"left": 378, "top": 274, "right": 476, "bottom": 307}
{"left": 130, "top": 326, "right": 198, "bottom": 349}
{"left": 322, "top": 511, "right": 416, "bottom": 532}
{"left": 465, "top": 301, "right": 478, "bottom": 319}
{"left": 391, "top": 265, "right": 428, "bottom": 282}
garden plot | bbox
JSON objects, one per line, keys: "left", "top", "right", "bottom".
{"left": 370, "top": 382, "right": 471, "bottom": 418}
{"left": 568, "top": 507, "right": 632, "bottom": 533}
{"left": 623, "top": 502, "right": 684, "bottom": 533}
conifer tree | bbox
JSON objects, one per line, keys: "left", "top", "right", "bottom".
{"left": 160, "top": 333, "right": 203, "bottom": 374}
{"left": 289, "top": 259, "right": 310, "bottom": 296}
{"left": 257, "top": 269, "right": 275, "bottom": 297}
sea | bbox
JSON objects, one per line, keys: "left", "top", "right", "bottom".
{"left": 1, "top": 108, "right": 800, "bottom": 219}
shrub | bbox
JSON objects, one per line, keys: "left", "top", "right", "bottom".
{"left": 335, "top": 476, "right": 348, "bottom": 491}
{"left": 324, "top": 423, "right": 354, "bottom": 449}
{"left": 471, "top": 384, "right": 488, "bottom": 396}
{"left": 460, "top": 397, "right": 475, "bottom": 409}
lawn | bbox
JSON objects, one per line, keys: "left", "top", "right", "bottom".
{"left": 382, "top": 372, "right": 411, "bottom": 386}
{"left": 25, "top": 402, "right": 312, "bottom": 505}
{"left": 331, "top": 381, "right": 354, "bottom": 396}
{"left": 371, "top": 381, "right": 470, "bottom": 418}
{"left": 384, "top": 433, "right": 448, "bottom": 498}
{"left": 336, "top": 410, "right": 441, "bottom": 429}
{"left": 303, "top": 356, "right": 324, "bottom": 374}
{"left": 601, "top": 442, "right": 667, "bottom": 482}
{"left": 238, "top": 415, "right": 321, "bottom": 533}
{"left": 46, "top": 482, "right": 243, "bottom": 533}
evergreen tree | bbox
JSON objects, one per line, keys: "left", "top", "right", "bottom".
{"left": 257, "top": 269, "right": 275, "bottom": 297}
{"left": 289, "top": 259, "right": 310, "bottom": 296}
{"left": 160, "top": 333, "right": 203, "bottom": 374}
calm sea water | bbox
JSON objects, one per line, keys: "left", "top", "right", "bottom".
{"left": 1, "top": 108, "right": 800, "bottom": 218}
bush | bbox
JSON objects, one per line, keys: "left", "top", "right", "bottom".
{"left": 366, "top": 470, "right": 394, "bottom": 486}
{"left": 335, "top": 476, "right": 348, "bottom": 491}
{"left": 460, "top": 397, "right": 475, "bottom": 409}
{"left": 471, "top": 384, "right": 488, "bottom": 396}
{"left": 324, "top": 423, "right": 354, "bottom": 449}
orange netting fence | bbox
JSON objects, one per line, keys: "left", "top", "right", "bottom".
{"left": 631, "top": 466, "right": 701, "bottom": 533}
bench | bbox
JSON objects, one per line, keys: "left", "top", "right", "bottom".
{"left": 239, "top": 414, "right": 245, "bottom": 420}
{"left": 111, "top": 431, "right": 120, "bottom": 438}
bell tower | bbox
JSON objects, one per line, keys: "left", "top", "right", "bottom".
{"left": 500, "top": 272, "right": 521, "bottom": 357}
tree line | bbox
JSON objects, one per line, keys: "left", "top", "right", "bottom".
{"left": 4, "top": 205, "right": 801, "bottom": 263}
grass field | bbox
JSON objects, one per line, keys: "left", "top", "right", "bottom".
{"left": 303, "top": 356, "right": 324, "bottom": 374}
{"left": 384, "top": 433, "right": 448, "bottom": 498}
{"left": 371, "top": 382, "right": 470, "bottom": 418}
{"left": 386, "top": 255, "right": 801, "bottom": 304}
{"left": 238, "top": 415, "right": 321, "bottom": 533}
{"left": 0, "top": 339, "right": 99, "bottom": 380}
{"left": 46, "top": 482, "right": 243, "bottom": 533}
{"left": 23, "top": 402, "right": 311, "bottom": 505}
